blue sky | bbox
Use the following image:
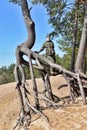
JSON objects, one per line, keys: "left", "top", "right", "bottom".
{"left": 0, "top": 0, "right": 63, "bottom": 67}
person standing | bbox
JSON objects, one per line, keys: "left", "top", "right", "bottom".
{"left": 39, "top": 34, "right": 56, "bottom": 63}
{"left": 38, "top": 34, "right": 56, "bottom": 74}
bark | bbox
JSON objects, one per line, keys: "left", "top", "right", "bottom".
{"left": 15, "top": 0, "right": 35, "bottom": 66}
{"left": 75, "top": 2, "right": 87, "bottom": 72}
{"left": 28, "top": 54, "right": 39, "bottom": 109}
{"left": 20, "top": 0, "right": 35, "bottom": 49}
{"left": 70, "top": 1, "right": 79, "bottom": 72}
{"left": 14, "top": 0, "right": 36, "bottom": 86}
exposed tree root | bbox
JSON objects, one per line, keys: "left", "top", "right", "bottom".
{"left": 13, "top": 84, "right": 49, "bottom": 130}
{"left": 14, "top": 47, "right": 87, "bottom": 130}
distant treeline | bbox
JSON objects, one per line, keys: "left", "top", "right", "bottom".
{"left": 0, "top": 63, "right": 41, "bottom": 85}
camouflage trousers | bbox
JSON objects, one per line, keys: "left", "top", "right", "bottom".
{"left": 46, "top": 55, "right": 56, "bottom": 75}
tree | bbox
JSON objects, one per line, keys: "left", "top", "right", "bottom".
{"left": 9, "top": 0, "right": 54, "bottom": 129}
{"left": 75, "top": 0, "right": 87, "bottom": 72}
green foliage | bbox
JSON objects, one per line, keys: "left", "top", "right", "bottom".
{"left": 0, "top": 64, "right": 15, "bottom": 85}
{"left": 23, "top": 65, "right": 41, "bottom": 79}
{"left": 0, "top": 73, "right": 9, "bottom": 84}
{"left": 55, "top": 54, "right": 71, "bottom": 70}
{"left": 9, "top": 0, "right": 20, "bottom": 4}
{"left": 31, "top": 0, "right": 68, "bottom": 36}
{"left": 34, "top": 68, "right": 41, "bottom": 78}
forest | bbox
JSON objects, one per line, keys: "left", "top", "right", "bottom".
{"left": 0, "top": 63, "right": 41, "bottom": 85}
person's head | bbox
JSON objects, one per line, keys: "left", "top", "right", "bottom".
{"left": 46, "top": 34, "right": 51, "bottom": 41}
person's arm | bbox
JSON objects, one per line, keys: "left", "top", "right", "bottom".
{"left": 51, "top": 40, "right": 55, "bottom": 48}
{"left": 38, "top": 42, "right": 45, "bottom": 53}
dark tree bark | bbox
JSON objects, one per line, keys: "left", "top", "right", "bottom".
{"left": 15, "top": 0, "right": 35, "bottom": 65}
{"left": 14, "top": 0, "right": 36, "bottom": 85}
{"left": 70, "top": 0, "right": 79, "bottom": 72}
{"left": 14, "top": 0, "right": 40, "bottom": 108}
{"left": 20, "top": 0, "right": 35, "bottom": 49}
{"left": 14, "top": 0, "right": 36, "bottom": 86}
{"left": 13, "top": 1, "right": 40, "bottom": 129}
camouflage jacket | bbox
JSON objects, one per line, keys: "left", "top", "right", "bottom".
{"left": 39, "top": 40, "right": 55, "bottom": 56}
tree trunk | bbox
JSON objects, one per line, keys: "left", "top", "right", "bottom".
{"left": 70, "top": 1, "right": 79, "bottom": 72}
{"left": 15, "top": 0, "right": 36, "bottom": 67}
{"left": 75, "top": 2, "right": 87, "bottom": 72}
{"left": 14, "top": 0, "right": 36, "bottom": 86}
{"left": 20, "top": 0, "right": 36, "bottom": 49}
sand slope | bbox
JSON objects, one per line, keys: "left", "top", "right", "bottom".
{"left": 0, "top": 75, "right": 87, "bottom": 130}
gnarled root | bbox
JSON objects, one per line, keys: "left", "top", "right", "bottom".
{"left": 13, "top": 85, "right": 49, "bottom": 130}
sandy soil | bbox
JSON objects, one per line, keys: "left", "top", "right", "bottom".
{"left": 0, "top": 75, "right": 87, "bottom": 130}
